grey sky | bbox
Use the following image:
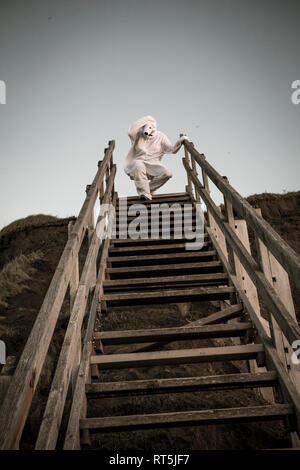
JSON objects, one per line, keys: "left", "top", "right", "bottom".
{"left": 0, "top": 0, "right": 299, "bottom": 230}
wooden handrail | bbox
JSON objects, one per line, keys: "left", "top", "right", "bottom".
{"left": 35, "top": 165, "right": 116, "bottom": 449}
{"left": 64, "top": 192, "right": 118, "bottom": 450}
{"left": 183, "top": 140, "right": 300, "bottom": 287}
{"left": 206, "top": 225, "right": 300, "bottom": 434}
{"left": 183, "top": 158, "right": 300, "bottom": 345}
{"left": 0, "top": 141, "right": 116, "bottom": 450}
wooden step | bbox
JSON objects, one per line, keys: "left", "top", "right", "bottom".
{"left": 118, "top": 210, "right": 196, "bottom": 222}
{"left": 110, "top": 234, "right": 209, "bottom": 247}
{"left": 94, "top": 322, "right": 252, "bottom": 345}
{"left": 90, "top": 343, "right": 264, "bottom": 369}
{"left": 116, "top": 215, "right": 198, "bottom": 227}
{"left": 80, "top": 404, "right": 293, "bottom": 432}
{"left": 86, "top": 371, "right": 278, "bottom": 398}
{"left": 107, "top": 250, "right": 217, "bottom": 266}
{"left": 115, "top": 230, "right": 203, "bottom": 239}
{"left": 117, "top": 194, "right": 191, "bottom": 206}
{"left": 103, "top": 273, "right": 228, "bottom": 290}
{"left": 116, "top": 206, "right": 195, "bottom": 216}
{"left": 106, "top": 261, "right": 223, "bottom": 279}
{"left": 103, "top": 286, "right": 235, "bottom": 306}
{"left": 109, "top": 242, "right": 210, "bottom": 256}
{"left": 118, "top": 192, "right": 189, "bottom": 201}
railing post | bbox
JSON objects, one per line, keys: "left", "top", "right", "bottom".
{"left": 255, "top": 207, "right": 300, "bottom": 445}
{"left": 255, "top": 209, "right": 300, "bottom": 383}
{"left": 68, "top": 221, "right": 79, "bottom": 312}
{"left": 181, "top": 136, "right": 193, "bottom": 198}
{"left": 85, "top": 184, "right": 97, "bottom": 287}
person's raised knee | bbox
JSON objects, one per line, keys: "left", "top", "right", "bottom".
{"left": 132, "top": 161, "right": 147, "bottom": 179}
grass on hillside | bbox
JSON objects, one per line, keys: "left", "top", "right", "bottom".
{"left": 0, "top": 214, "right": 75, "bottom": 239}
{"left": 0, "top": 251, "right": 44, "bottom": 308}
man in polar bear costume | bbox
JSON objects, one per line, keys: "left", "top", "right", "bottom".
{"left": 124, "top": 115, "right": 189, "bottom": 200}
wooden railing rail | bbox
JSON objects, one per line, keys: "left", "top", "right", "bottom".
{"left": 0, "top": 140, "right": 115, "bottom": 450}
{"left": 182, "top": 157, "right": 300, "bottom": 345}
{"left": 64, "top": 192, "right": 117, "bottom": 450}
{"left": 183, "top": 140, "right": 300, "bottom": 288}
{"left": 35, "top": 164, "right": 116, "bottom": 449}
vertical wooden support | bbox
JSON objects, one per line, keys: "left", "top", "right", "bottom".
{"left": 200, "top": 156, "right": 213, "bottom": 229}
{"left": 222, "top": 177, "right": 237, "bottom": 307}
{"left": 181, "top": 136, "right": 193, "bottom": 198}
{"left": 255, "top": 209, "right": 300, "bottom": 420}
{"left": 209, "top": 205, "right": 228, "bottom": 261}
{"left": 232, "top": 217, "right": 275, "bottom": 402}
{"left": 68, "top": 221, "right": 79, "bottom": 312}
{"left": 221, "top": 180, "right": 273, "bottom": 401}
{"left": 71, "top": 339, "right": 81, "bottom": 397}
{"left": 222, "top": 177, "right": 236, "bottom": 274}
{"left": 191, "top": 154, "right": 201, "bottom": 203}
{"left": 85, "top": 185, "right": 97, "bottom": 287}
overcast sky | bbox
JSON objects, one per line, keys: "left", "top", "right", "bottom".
{"left": 0, "top": 0, "right": 299, "bottom": 230}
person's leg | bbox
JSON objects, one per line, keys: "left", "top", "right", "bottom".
{"left": 147, "top": 163, "right": 173, "bottom": 194}
{"left": 130, "top": 161, "right": 152, "bottom": 198}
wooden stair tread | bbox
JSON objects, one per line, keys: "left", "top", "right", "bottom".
{"left": 94, "top": 322, "right": 252, "bottom": 344}
{"left": 86, "top": 371, "right": 278, "bottom": 397}
{"left": 118, "top": 192, "right": 189, "bottom": 201}
{"left": 80, "top": 404, "right": 293, "bottom": 431}
{"left": 109, "top": 242, "right": 209, "bottom": 254}
{"left": 117, "top": 212, "right": 196, "bottom": 222}
{"left": 117, "top": 195, "right": 191, "bottom": 205}
{"left": 106, "top": 260, "right": 222, "bottom": 275}
{"left": 90, "top": 343, "right": 264, "bottom": 368}
{"left": 103, "top": 286, "right": 235, "bottom": 302}
{"left": 103, "top": 273, "right": 228, "bottom": 288}
{"left": 110, "top": 235, "right": 209, "bottom": 245}
{"left": 107, "top": 250, "right": 216, "bottom": 263}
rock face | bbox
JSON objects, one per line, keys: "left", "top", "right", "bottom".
{"left": 0, "top": 191, "right": 299, "bottom": 449}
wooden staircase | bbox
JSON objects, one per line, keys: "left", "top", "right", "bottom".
{"left": 75, "top": 193, "right": 296, "bottom": 446}
{"left": 1, "top": 139, "right": 300, "bottom": 450}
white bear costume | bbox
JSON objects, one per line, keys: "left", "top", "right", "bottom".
{"left": 124, "top": 115, "right": 188, "bottom": 200}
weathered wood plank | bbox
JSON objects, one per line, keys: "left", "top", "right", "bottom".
{"left": 183, "top": 160, "right": 300, "bottom": 346}
{"left": 118, "top": 192, "right": 189, "bottom": 201}
{"left": 185, "top": 303, "right": 244, "bottom": 326}
{"left": 90, "top": 343, "right": 264, "bottom": 369}
{"left": 94, "top": 322, "right": 252, "bottom": 345}
{"left": 80, "top": 404, "right": 293, "bottom": 432}
{"left": 109, "top": 242, "right": 207, "bottom": 254}
{"left": 106, "top": 261, "right": 222, "bottom": 277}
{"left": 85, "top": 372, "right": 278, "bottom": 397}
{"left": 103, "top": 273, "right": 228, "bottom": 288}
{"left": 117, "top": 194, "right": 191, "bottom": 205}
{"left": 103, "top": 286, "right": 235, "bottom": 306}
{"left": 107, "top": 250, "right": 216, "bottom": 264}
{"left": 111, "top": 234, "right": 208, "bottom": 246}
